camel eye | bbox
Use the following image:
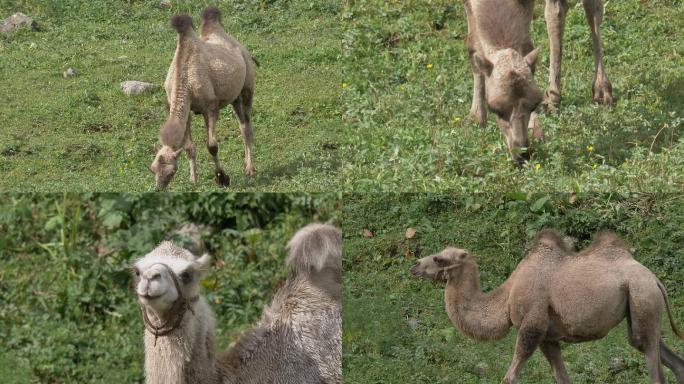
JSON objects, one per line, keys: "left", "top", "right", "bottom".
{"left": 180, "top": 271, "right": 192, "bottom": 283}
{"left": 433, "top": 256, "right": 448, "bottom": 267}
{"left": 134, "top": 269, "right": 140, "bottom": 277}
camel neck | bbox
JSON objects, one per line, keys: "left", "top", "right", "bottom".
{"left": 144, "top": 298, "right": 219, "bottom": 384}
{"left": 444, "top": 262, "right": 512, "bottom": 341}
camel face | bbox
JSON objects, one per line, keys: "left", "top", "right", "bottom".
{"left": 410, "top": 247, "right": 469, "bottom": 282}
{"left": 475, "top": 48, "right": 542, "bottom": 163}
{"left": 150, "top": 146, "right": 182, "bottom": 190}
{"left": 133, "top": 243, "right": 211, "bottom": 317}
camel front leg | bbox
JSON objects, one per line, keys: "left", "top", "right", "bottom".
{"left": 232, "top": 90, "right": 255, "bottom": 178}
{"left": 501, "top": 326, "right": 545, "bottom": 384}
{"left": 539, "top": 341, "right": 571, "bottom": 384}
{"left": 544, "top": 0, "right": 569, "bottom": 110}
{"left": 204, "top": 100, "right": 229, "bottom": 187}
{"left": 470, "top": 72, "right": 487, "bottom": 127}
{"left": 183, "top": 114, "right": 198, "bottom": 183}
{"left": 582, "top": 0, "right": 613, "bottom": 105}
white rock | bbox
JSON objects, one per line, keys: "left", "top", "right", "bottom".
{"left": 63, "top": 68, "right": 76, "bottom": 78}
{"left": 121, "top": 81, "right": 157, "bottom": 95}
{"left": 1, "top": 12, "right": 36, "bottom": 34}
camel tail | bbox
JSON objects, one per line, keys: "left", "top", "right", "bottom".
{"left": 657, "top": 280, "right": 684, "bottom": 340}
{"left": 170, "top": 15, "right": 194, "bottom": 35}
{"left": 286, "top": 223, "right": 342, "bottom": 275}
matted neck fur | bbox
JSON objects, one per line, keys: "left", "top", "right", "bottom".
{"left": 410, "top": 230, "right": 684, "bottom": 384}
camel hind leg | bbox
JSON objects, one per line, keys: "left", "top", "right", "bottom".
{"left": 582, "top": 0, "right": 613, "bottom": 105}
{"left": 232, "top": 88, "right": 255, "bottom": 178}
{"left": 204, "top": 100, "right": 229, "bottom": 187}
{"left": 660, "top": 341, "right": 684, "bottom": 383}
{"left": 626, "top": 282, "right": 667, "bottom": 383}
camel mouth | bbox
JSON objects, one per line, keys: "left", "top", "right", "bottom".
{"left": 409, "top": 264, "right": 423, "bottom": 277}
{"left": 139, "top": 293, "right": 163, "bottom": 301}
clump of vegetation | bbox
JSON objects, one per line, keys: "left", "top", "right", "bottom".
{"left": 342, "top": 193, "right": 684, "bottom": 383}
{"left": 0, "top": 193, "right": 340, "bottom": 382}
{"left": 340, "top": 0, "right": 684, "bottom": 191}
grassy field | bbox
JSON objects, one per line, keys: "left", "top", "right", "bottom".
{"left": 0, "top": 0, "right": 343, "bottom": 191}
{"left": 342, "top": 193, "right": 684, "bottom": 383}
{"left": 340, "top": 0, "right": 684, "bottom": 192}
{"left": 0, "top": 193, "right": 341, "bottom": 382}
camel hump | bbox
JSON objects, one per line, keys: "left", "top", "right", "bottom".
{"left": 286, "top": 223, "right": 342, "bottom": 275}
{"left": 592, "top": 230, "right": 627, "bottom": 249}
{"left": 170, "top": 14, "right": 194, "bottom": 34}
{"left": 201, "top": 6, "right": 222, "bottom": 23}
{"left": 532, "top": 229, "right": 573, "bottom": 254}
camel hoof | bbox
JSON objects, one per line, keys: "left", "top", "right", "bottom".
{"left": 215, "top": 170, "right": 230, "bottom": 187}
{"left": 469, "top": 111, "right": 487, "bottom": 127}
{"left": 593, "top": 84, "right": 614, "bottom": 106}
{"left": 542, "top": 89, "right": 560, "bottom": 112}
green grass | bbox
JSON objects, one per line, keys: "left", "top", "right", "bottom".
{"left": 0, "top": 193, "right": 341, "bottom": 382}
{"left": 0, "top": 0, "right": 343, "bottom": 191}
{"left": 342, "top": 193, "right": 684, "bottom": 383}
{"left": 340, "top": 0, "right": 684, "bottom": 192}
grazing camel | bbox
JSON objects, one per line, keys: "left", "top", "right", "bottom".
{"left": 132, "top": 223, "right": 342, "bottom": 384}
{"left": 410, "top": 230, "right": 684, "bottom": 383}
{"left": 465, "top": 0, "right": 613, "bottom": 163}
{"left": 150, "top": 7, "right": 256, "bottom": 190}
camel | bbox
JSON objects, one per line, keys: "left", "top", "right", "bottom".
{"left": 150, "top": 7, "right": 256, "bottom": 190}
{"left": 132, "top": 223, "right": 342, "bottom": 384}
{"left": 465, "top": 0, "right": 613, "bottom": 163}
{"left": 410, "top": 230, "right": 684, "bottom": 383}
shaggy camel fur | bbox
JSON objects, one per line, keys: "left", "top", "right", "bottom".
{"left": 150, "top": 7, "right": 256, "bottom": 190}
{"left": 411, "top": 230, "right": 684, "bottom": 384}
{"left": 133, "top": 223, "right": 342, "bottom": 384}
{"left": 465, "top": 0, "right": 613, "bottom": 163}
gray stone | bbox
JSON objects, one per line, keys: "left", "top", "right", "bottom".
{"left": 475, "top": 361, "right": 489, "bottom": 377}
{"left": 63, "top": 68, "right": 76, "bottom": 78}
{"left": 121, "top": 80, "right": 157, "bottom": 95}
{"left": 1, "top": 13, "right": 36, "bottom": 34}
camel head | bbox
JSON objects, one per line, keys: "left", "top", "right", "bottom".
{"left": 473, "top": 48, "right": 543, "bottom": 164}
{"left": 132, "top": 241, "right": 211, "bottom": 319}
{"left": 410, "top": 247, "right": 471, "bottom": 282}
{"left": 150, "top": 145, "right": 183, "bottom": 190}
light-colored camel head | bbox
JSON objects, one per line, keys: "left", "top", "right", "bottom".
{"left": 132, "top": 241, "right": 211, "bottom": 319}
{"left": 473, "top": 48, "right": 543, "bottom": 164}
{"left": 410, "top": 247, "right": 471, "bottom": 282}
{"left": 150, "top": 145, "right": 183, "bottom": 190}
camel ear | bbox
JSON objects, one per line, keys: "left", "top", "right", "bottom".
{"left": 473, "top": 53, "right": 493, "bottom": 76}
{"left": 195, "top": 253, "right": 212, "bottom": 272}
{"left": 171, "top": 147, "right": 184, "bottom": 158}
{"left": 525, "top": 47, "right": 540, "bottom": 68}
{"left": 458, "top": 252, "right": 468, "bottom": 260}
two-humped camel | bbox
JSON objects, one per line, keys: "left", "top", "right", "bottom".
{"left": 465, "top": 0, "right": 613, "bottom": 163}
{"left": 133, "top": 224, "right": 342, "bottom": 384}
{"left": 150, "top": 7, "right": 256, "bottom": 189}
{"left": 411, "top": 230, "right": 684, "bottom": 383}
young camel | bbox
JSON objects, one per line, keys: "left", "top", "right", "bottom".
{"left": 150, "top": 7, "right": 256, "bottom": 190}
{"left": 465, "top": 0, "right": 613, "bottom": 163}
{"left": 132, "top": 223, "right": 342, "bottom": 384}
{"left": 411, "top": 230, "right": 684, "bottom": 383}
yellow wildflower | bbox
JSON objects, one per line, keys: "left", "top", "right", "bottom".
{"left": 341, "top": 82, "right": 348, "bottom": 88}
{"left": 426, "top": 63, "right": 433, "bottom": 69}
{"left": 587, "top": 145, "right": 594, "bottom": 152}
{"left": 534, "top": 163, "right": 541, "bottom": 170}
